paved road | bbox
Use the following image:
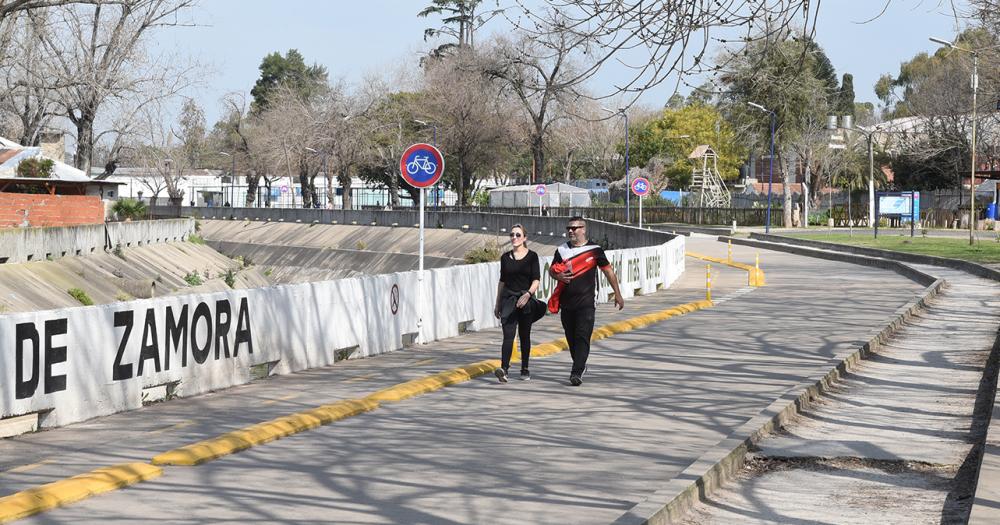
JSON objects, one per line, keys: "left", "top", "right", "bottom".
{"left": 2, "top": 237, "right": 925, "bottom": 524}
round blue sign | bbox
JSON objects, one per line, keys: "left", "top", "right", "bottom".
{"left": 400, "top": 143, "right": 445, "bottom": 188}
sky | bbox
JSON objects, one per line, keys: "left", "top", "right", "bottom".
{"left": 158, "top": 1, "right": 969, "bottom": 125}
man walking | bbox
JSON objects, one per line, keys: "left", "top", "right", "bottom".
{"left": 548, "top": 217, "right": 625, "bottom": 386}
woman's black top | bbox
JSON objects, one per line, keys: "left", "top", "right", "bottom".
{"left": 499, "top": 249, "right": 540, "bottom": 292}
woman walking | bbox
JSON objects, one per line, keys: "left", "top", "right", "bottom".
{"left": 494, "top": 224, "right": 541, "bottom": 383}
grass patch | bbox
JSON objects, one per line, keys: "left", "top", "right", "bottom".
{"left": 68, "top": 288, "right": 94, "bottom": 306}
{"left": 786, "top": 233, "right": 1000, "bottom": 264}
{"left": 188, "top": 234, "right": 206, "bottom": 245}
{"left": 464, "top": 240, "right": 502, "bottom": 264}
{"left": 183, "top": 271, "right": 203, "bottom": 286}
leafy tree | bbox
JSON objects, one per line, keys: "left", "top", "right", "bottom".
{"left": 250, "top": 49, "right": 328, "bottom": 112}
{"left": 719, "top": 32, "right": 834, "bottom": 225}
{"left": 418, "top": 0, "right": 497, "bottom": 56}
{"left": 16, "top": 157, "right": 54, "bottom": 178}
{"left": 627, "top": 103, "right": 745, "bottom": 190}
{"left": 836, "top": 73, "right": 855, "bottom": 117}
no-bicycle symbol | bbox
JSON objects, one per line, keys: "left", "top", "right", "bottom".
{"left": 390, "top": 284, "right": 399, "bottom": 315}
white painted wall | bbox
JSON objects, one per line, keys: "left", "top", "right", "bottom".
{"left": 0, "top": 236, "right": 684, "bottom": 428}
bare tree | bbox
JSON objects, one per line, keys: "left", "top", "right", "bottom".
{"left": 0, "top": 12, "right": 61, "bottom": 145}
{"left": 507, "top": 0, "right": 818, "bottom": 105}
{"left": 480, "top": 32, "right": 583, "bottom": 182}
{"left": 422, "top": 49, "right": 507, "bottom": 204}
{"left": 548, "top": 99, "right": 624, "bottom": 182}
{"left": 31, "top": 0, "right": 198, "bottom": 174}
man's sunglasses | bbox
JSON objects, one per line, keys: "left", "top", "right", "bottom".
{"left": 509, "top": 232, "right": 523, "bottom": 238}
{"left": 566, "top": 225, "right": 584, "bottom": 232}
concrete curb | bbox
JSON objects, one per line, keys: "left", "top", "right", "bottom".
{"left": 0, "top": 463, "right": 161, "bottom": 523}
{"left": 721, "top": 237, "right": 939, "bottom": 287}
{"left": 612, "top": 246, "right": 944, "bottom": 525}
{"left": 749, "top": 233, "right": 1000, "bottom": 281}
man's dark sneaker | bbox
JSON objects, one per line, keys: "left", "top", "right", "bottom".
{"left": 495, "top": 368, "right": 508, "bottom": 383}
{"left": 520, "top": 369, "right": 530, "bottom": 381}
{"left": 569, "top": 374, "right": 583, "bottom": 386}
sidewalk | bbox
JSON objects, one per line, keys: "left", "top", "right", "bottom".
{"left": 679, "top": 262, "right": 1000, "bottom": 524}
{"left": 3, "top": 238, "right": 926, "bottom": 524}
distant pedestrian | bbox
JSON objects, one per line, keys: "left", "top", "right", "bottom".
{"left": 548, "top": 216, "right": 625, "bottom": 386}
{"left": 541, "top": 204, "right": 549, "bottom": 216}
{"left": 494, "top": 224, "right": 543, "bottom": 383}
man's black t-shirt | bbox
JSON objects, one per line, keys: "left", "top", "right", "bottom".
{"left": 499, "top": 249, "right": 540, "bottom": 292}
{"left": 553, "top": 242, "right": 610, "bottom": 310}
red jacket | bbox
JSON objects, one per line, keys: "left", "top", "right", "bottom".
{"left": 547, "top": 250, "right": 601, "bottom": 313}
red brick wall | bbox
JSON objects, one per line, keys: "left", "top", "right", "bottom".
{"left": 0, "top": 193, "right": 104, "bottom": 228}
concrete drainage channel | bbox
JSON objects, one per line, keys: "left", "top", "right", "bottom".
{"left": 613, "top": 237, "right": 1000, "bottom": 524}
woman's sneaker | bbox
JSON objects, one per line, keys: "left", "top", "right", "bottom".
{"left": 495, "top": 368, "right": 508, "bottom": 383}
{"left": 520, "top": 369, "right": 530, "bottom": 381}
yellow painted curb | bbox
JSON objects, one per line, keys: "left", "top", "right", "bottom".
{"left": 151, "top": 398, "right": 379, "bottom": 466}
{"left": 0, "top": 462, "right": 161, "bottom": 523}
{"left": 687, "top": 251, "right": 766, "bottom": 287}
{"left": 153, "top": 299, "right": 713, "bottom": 467}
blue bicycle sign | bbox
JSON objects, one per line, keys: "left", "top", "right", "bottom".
{"left": 400, "top": 143, "right": 445, "bottom": 188}
{"left": 631, "top": 177, "right": 651, "bottom": 197}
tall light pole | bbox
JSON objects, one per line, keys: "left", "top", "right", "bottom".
{"left": 414, "top": 119, "right": 439, "bottom": 207}
{"left": 931, "top": 36, "right": 979, "bottom": 245}
{"left": 749, "top": 102, "right": 776, "bottom": 233}
{"left": 602, "top": 107, "right": 631, "bottom": 223}
{"left": 218, "top": 152, "right": 235, "bottom": 207}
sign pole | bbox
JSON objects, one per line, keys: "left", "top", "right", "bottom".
{"left": 639, "top": 195, "right": 644, "bottom": 229}
{"left": 418, "top": 187, "right": 425, "bottom": 342}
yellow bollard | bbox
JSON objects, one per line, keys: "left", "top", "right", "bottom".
{"left": 728, "top": 239, "right": 733, "bottom": 264}
{"left": 706, "top": 263, "right": 712, "bottom": 302}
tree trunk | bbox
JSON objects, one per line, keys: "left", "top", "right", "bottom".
{"left": 782, "top": 154, "right": 794, "bottom": 228}
{"left": 325, "top": 173, "right": 336, "bottom": 209}
{"left": 457, "top": 157, "right": 466, "bottom": 206}
{"left": 530, "top": 133, "right": 545, "bottom": 183}
{"left": 339, "top": 169, "right": 353, "bottom": 210}
{"left": 245, "top": 173, "right": 260, "bottom": 207}
{"left": 74, "top": 114, "right": 96, "bottom": 175}
{"left": 564, "top": 150, "right": 574, "bottom": 182}
{"left": 389, "top": 171, "right": 400, "bottom": 207}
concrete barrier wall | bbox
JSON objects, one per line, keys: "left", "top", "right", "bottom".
{"left": 152, "top": 206, "right": 677, "bottom": 249}
{"left": 0, "top": 235, "right": 685, "bottom": 428}
{"left": 0, "top": 219, "right": 194, "bottom": 264}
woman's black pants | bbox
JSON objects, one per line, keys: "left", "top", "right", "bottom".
{"left": 501, "top": 309, "right": 532, "bottom": 371}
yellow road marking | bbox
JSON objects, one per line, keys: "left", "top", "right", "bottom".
{"left": 461, "top": 347, "right": 481, "bottom": 353}
{"left": 0, "top": 459, "right": 53, "bottom": 477}
{"left": 261, "top": 393, "right": 301, "bottom": 406}
{"left": 345, "top": 374, "right": 375, "bottom": 383}
{"left": 145, "top": 420, "right": 196, "bottom": 435}
{"left": 411, "top": 358, "right": 437, "bottom": 366}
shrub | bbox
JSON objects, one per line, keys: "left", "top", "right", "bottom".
{"left": 464, "top": 240, "right": 501, "bottom": 264}
{"left": 67, "top": 288, "right": 93, "bottom": 306}
{"left": 16, "top": 158, "right": 54, "bottom": 178}
{"left": 111, "top": 198, "right": 148, "bottom": 221}
{"left": 113, "top": 244, "right": 125, "bottom": 259}
{"left": 188, "top": 234, "right": 206, "bottom": 245}
{"left": 263, "top": 267, "right": 274, "bottom": 277}
{"left": 355, "top": 240, "right": 367, "bottom": 250}
{"left": 183, "top": 271, "right": 203, "bottom": 286}
{"left": 224, "top": 268, "right": 237, "bottom": 288}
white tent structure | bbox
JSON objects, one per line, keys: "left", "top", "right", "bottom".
{"left": 488, "top": 182, "right": 591, "bottom": 208}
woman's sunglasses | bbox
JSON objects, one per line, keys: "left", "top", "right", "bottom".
{"left": 509, "top": 232, "right": 523, "bottom": 238}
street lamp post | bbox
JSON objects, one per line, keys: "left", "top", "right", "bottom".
{"left": 218, "top": 152, "right": 235, "bottom": 207}
{"left": 601, "top": 107, "right": 631, "bottom": 223}
{"left": 749, "top": 102, "right": 776, "bottom": 233}
{"left": 931, "top": 36, "right": 979, "bottom": 245}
